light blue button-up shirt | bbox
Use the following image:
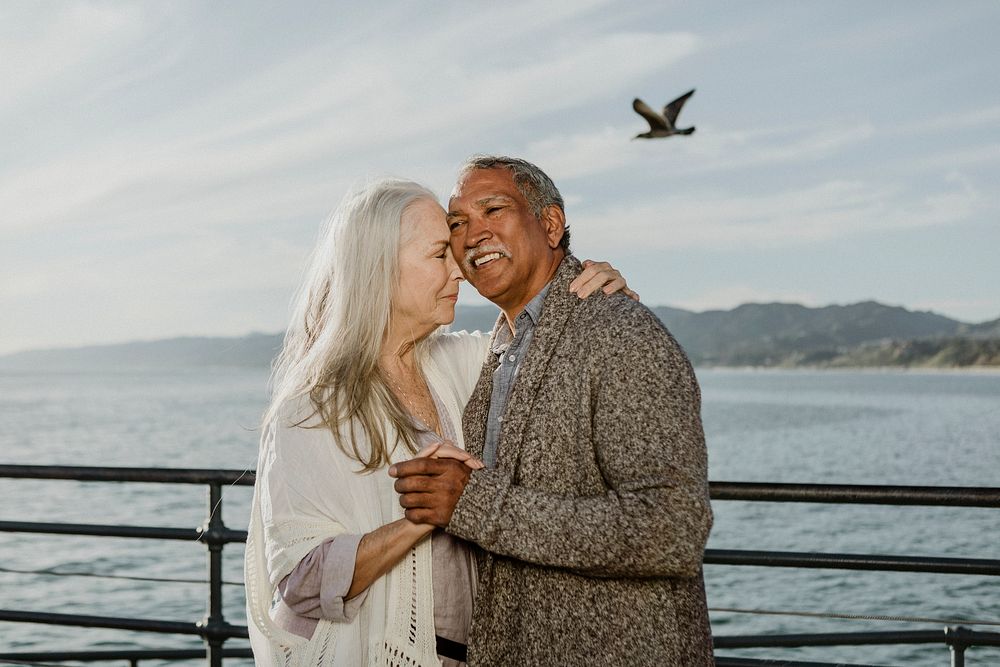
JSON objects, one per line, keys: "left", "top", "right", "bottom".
{"left": 482, "top": 282, "right": 551, "bottom": 468}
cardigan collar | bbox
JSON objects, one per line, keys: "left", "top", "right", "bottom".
{"left": 462, "top": 255, "right": 583, "bottom": 471}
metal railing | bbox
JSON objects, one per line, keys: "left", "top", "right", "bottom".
{"left": 706, "top": 482, "right": 1000, "bottom": 667}
{"left": 1, "top": 466, "right": 999, "bottom": 666}
{"left": 0, "top": 465, "right": 254, "bottom": 667}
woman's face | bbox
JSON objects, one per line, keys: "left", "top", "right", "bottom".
{"left": 391, "top": 198, "right": 464, "bottom": 337}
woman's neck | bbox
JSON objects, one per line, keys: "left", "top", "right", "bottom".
{"left": 380, "top": 324, "right": 424, "bottom": 373}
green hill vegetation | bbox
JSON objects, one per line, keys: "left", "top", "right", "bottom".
{"left": 824, "top": 338, "right": 1000, "bottom": 368}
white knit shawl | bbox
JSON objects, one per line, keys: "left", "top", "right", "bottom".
{"left": 245, "top": 331, "right": 487, "bottom": 667}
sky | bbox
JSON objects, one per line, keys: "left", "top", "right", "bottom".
{"left": 2, "top": 1, "right": 999, "bottom": 355}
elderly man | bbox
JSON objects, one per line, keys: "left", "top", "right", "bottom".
{"left": 390, "top": 156, "right": 714, "bottom": 666}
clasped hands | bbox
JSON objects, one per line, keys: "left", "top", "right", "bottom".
{"left": 388, "top": 442, "right": 483, "bottom": 528}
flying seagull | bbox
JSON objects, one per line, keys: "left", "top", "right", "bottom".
{"left": 632, "top": 89, "right": 696, "bottom": 139}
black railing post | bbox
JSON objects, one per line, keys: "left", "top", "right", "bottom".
{"left": 199, "top": 482, "right": 226, "bottom": 667}
{"left": 947, "top": 625, "right": 969, "bottom": 667}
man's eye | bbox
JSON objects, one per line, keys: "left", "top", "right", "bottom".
{"left": 486, "top": 207, "right": 501, "bottom": 215}
{"left": 436, "top": 251, "right": 448, "bottom": 259}
{"left": 448, "top": 220, "right": 464, "bottom": 231}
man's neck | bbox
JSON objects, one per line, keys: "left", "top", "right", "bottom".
{"left": 501, "top": 250, "right": 565, "bottom": 333}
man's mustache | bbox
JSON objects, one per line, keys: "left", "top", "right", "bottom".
{"left": 462, "top": 244, "right": 511, "bottom": 271}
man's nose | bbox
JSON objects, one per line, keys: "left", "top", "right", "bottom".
{"left": 465, "top": 214, "right": 492, "bottom": 247}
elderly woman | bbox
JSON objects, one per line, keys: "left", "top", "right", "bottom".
{"left": 245, "top": 178, "right": 630, "bottom": 666}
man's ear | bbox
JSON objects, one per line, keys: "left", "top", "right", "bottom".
{"left": 540, "top": 205, "right": 567, "bottom": 250}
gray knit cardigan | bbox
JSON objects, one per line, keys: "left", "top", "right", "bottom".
{"left": 447, "top": 255, "right": 715, "bottom": 666}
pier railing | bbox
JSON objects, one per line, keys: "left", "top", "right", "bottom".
{"left": 0, "top": 465, "right": 998, "bottom": 667}
{"left": 0, "top": 465, "right": 254, "bottom": 667}
{"left": 705, "top": 482, "right": 1000, "bottom": 667}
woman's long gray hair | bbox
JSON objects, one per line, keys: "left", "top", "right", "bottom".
{"left": 264, "top": 178, "right": 439, "bottom": 470}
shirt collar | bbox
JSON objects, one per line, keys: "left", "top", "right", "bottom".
{"left": 521, "top": 281, "right": 551, "bottom": 327}
{"left": 491, "top": 281, "right": 552, "bottom": 354}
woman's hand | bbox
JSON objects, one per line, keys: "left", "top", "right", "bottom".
{"left": 415, "top": 441, "right": 485, "bottom": 470}
{"left": 570, "top": 259, "right": 639, "bottom": 301}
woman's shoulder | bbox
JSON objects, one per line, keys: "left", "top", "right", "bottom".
{"left": 425, "top": 330, "right": 491, "bottom": 398}
{"left": 427, "top": 329, "right": 491, "bottom": 363}
{"left": 273, "top": 391, "right": 323, "bottom": 430}
{"left": 266, "top": 392, "right": 377, "bottom": 470}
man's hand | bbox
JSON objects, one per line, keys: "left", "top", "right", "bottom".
{"left": 388, "top": 458, "right": 472, "bottom": 527}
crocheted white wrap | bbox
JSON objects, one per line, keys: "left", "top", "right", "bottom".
{"left": 245, "top": 332, "right": 487, "bottom": 666}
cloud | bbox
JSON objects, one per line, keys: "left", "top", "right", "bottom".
{"left": 519, "top": 100, "right": 998, "bottom": 187}
{"left": 521, "top": 118, "right": 878, "bottom": 184}
{"left": 670, "top": 285, "right": 824, "bottom": 313}
{"left": 3, "top": 1, "right": 999, "bottom": 352}
{"left": 0, "top": 229, "right": 310, "bottom": 353}
{"left": 572, "top": 175, "right": 987, "bottom": 251}
{"left": 888, "top": 105, "right": 1000, "bottom": 137}
{"left": 905, "top": 144, "right": 1000, "bottom": 172}
{"left": 0, "top": 21, "right": 701, "bottom": 240}
{"left": 524, "top": 126, "right": 640, "bottom": 179}
{"left": 0, "top": 3, "right": 147, "bottom": 110}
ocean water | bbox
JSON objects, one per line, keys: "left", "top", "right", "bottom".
{"left": 0, "top": 367, "right": 998, "bottom": 666}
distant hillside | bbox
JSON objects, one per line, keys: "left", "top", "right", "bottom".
{"left": 651, "top": 301, "right": 966, "bottom": 367}
{"left": 0, "top": 333, "right": 283, "bottom": 371}
{"left": 1, "top": 301, "right": 997, "bottom": 370}
{"left": 959, "top": 317, "right": 1000, "bottom": 339}
{"left": 824, "top": 338, "right": 1000, "bottom": 368}
{"left": 0, "top": 308, "right": 501, "bottom": 372}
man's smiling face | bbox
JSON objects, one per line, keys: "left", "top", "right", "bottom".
{"left": 447, "top": 168, "right": 564, "bottom": 314}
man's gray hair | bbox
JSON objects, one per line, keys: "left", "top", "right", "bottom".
{"left": 458, "top": 155, "right": 571, "bottom": 251}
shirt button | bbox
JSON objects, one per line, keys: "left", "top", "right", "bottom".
{"left": 508, "top": 354, "right": 516, "bottom": 362}
{"left": 497, "top": 416, "right": 504, "bottom": 423}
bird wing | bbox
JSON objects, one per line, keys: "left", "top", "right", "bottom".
{"left": 663, "top": 89, "right": 695, "bottom": 127}
{"left": 633, "top": 98, "right": 668, "bottom": 131}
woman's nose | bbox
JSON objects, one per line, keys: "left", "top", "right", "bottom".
{"left": 447, "top": 253, "right": 464, "bottom": 280}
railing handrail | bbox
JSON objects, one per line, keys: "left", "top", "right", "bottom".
{"left": 709, "top": 481, "right": 1000, "bottom": 507}
{"left": 0, "top": 610, "right": 234, "bottom": 637}
{"left": 704, "top": 548, "right": 1000, "bottom": 576}
{"left": 0, "top": 464, "right": 255, "bottom": 485}
{"left": 0, "top": 647, "right": 255, "bottom": 663}
{"left": 4, "top": 464, "right": 999, "bottom": 506}
{"left": 714, "top": 627, "right": 1000, "bottom": 649}
{"left": 0, "top": 520, "right": 247, "bottom": 542}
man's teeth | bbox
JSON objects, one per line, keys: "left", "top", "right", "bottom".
{"left": 474, "top": 252, "right": 502, "bottom": 267}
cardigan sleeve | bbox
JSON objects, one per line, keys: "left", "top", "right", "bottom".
{"left": 447, "top": 307, "right": 712, "bottom": 579}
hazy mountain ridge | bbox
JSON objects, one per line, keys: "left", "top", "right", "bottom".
{"left": 2, "top": 301, "right": 997, "bottom": 370}
{"left": 649, "top": 301, "right": 976, "bottom": 367}
{"left": 0, "top": 333, "right": 282, "bottom": 371}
